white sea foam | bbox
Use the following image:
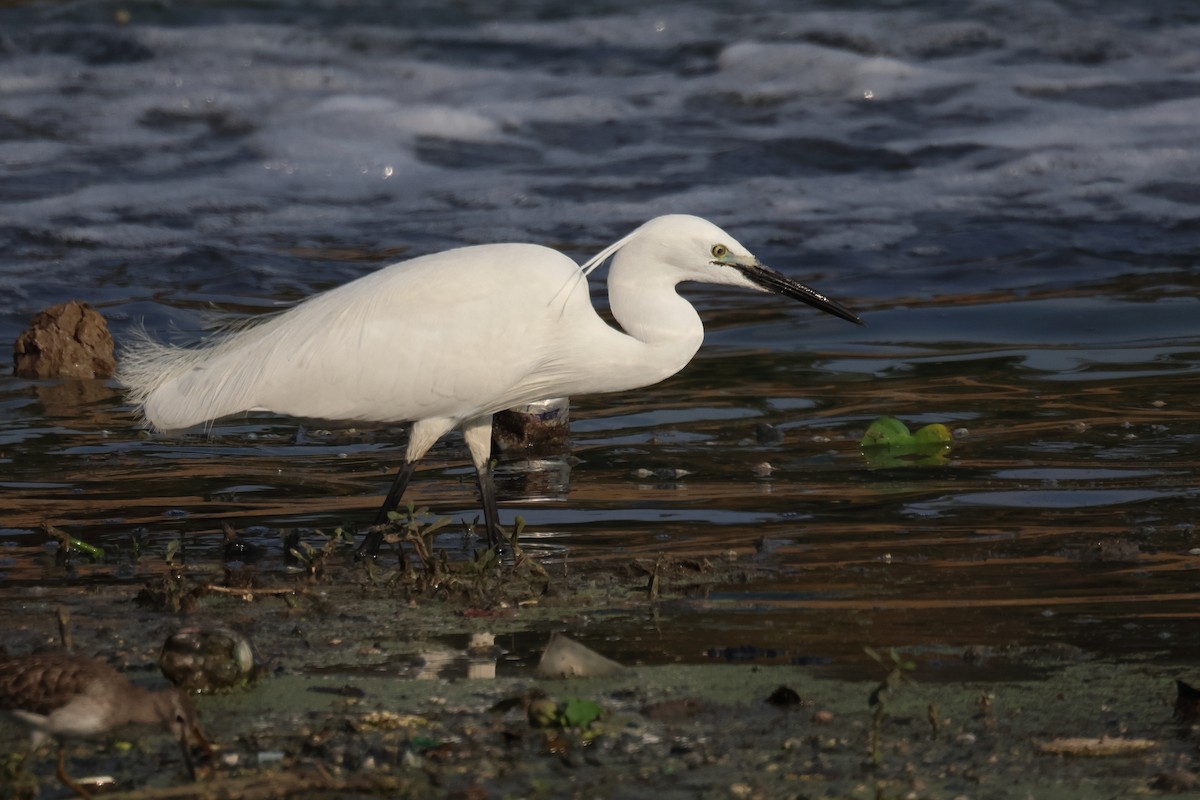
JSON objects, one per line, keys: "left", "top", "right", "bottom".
{"left": 1, "top": 1, "right": 1199, "bottom": 337}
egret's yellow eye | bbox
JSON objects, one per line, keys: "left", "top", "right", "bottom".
{"left": 711, "top": 244, "right": 729, "bottom": 259}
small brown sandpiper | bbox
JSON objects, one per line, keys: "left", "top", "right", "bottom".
{"left": 0, "top": 651, "right": 213, "bottom": 799}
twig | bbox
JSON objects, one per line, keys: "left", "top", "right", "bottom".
{"left": 205, "top": 585, "right": 303, "bottom": 598}
{"left": 100, "top": 767, "right": 414, "bottom": 799}
{"left": 57, "top": 605, "right": 73, "bottom": 651}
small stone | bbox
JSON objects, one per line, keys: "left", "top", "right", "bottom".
{"left": 765, "top": 685, "right": 802, "bottom": 707}
{"left": 13, "top": 300, "right": 115, "bottom": 379}
{"left": 753, "top": 422, "right": 783, "bottom": 444}
{"left": 1152, "top": 770, "right": 1200, "bottom": 791}
{"left": 752, "top": 462, "right": 774, "bottom": 477}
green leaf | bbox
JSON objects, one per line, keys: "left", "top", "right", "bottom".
{"left": 912, "top": 423, "right": 952, "bottom": 445}
{"left": 860, "top": 417, "right": 953, "bottom": 467}
{"left": 860, "top": 416, "right": 912, "bottom": 448}
{"left": 424, "top": 516, "right": 452, "bottom": 535}
{"left": 409, "top": 736, "right": 442, "bottom": 752}
{"left": 69, "top": 537, "right": 105, "bottom": 560}
{"left": 560, "top": 697, "right": 603, "bottom": 728}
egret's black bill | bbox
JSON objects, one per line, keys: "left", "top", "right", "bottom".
{"left": 736, "top": 262, "right": 864, "bottom": 326}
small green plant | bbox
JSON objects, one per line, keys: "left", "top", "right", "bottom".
{"left": 367, "top": 505, "right": 548, "bottom": 605}
{"left": 382, "top": 501, "right": 453, "bottom": 574}
{"left": 45, "top": 524, "right": 104, "bottom": 564}
{"left": 0, "top": 750, "right": 38, "bottom": 800}
{"left": 135, "top": 564, "right": 207, "bottom": 613}
{"left": 528, "top": 694, "right": 604, "bottom": 730}
{"left": 127, "top": 526, "right": 152, "bottom": 562}
{"left": 865, "top": 646, "right": 918, "bottom": 765}
{"left": 288, "top": 528, "right": 349, "bottom": 581}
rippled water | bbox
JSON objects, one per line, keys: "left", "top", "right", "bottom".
{"left": 2, "top": 0, "right": 1199, "bottom": 665}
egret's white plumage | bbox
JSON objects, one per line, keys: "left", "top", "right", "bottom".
{"left": 120, "top": 214, "right": 861, "bottom": 553}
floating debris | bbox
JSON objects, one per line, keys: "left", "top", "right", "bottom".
{"left": 1035, "top": 736, "right": 1157, "bottom": 757}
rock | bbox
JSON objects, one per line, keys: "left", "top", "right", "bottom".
{"left": 491, "top": 397, "right": 570, "bottom": 453}
{"left": 12, "top": 300, "right": 115, "bottom": 379}
{"left": 1152, "top": 770, "right": 1200, "bottom": 792}
{"left": 753, "top": 422, "right": 783, "bottom": 444}
{"left": 159, "top": 627, "right": 257, "bottom": 692}
{"left": 765, "top": 685, "right": 803, "bottom": 708}
{"left": 1174, "top": 678, "right": 1200, "bottom": 721}
{"left": 536, "top": 632, "right": 626, "bottom": 679}
{"left": 641, "top": 698, "right": 706, "bottom": 720}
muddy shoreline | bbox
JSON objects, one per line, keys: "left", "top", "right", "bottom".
{"left": 2, "top": 546, "right": 1197, "bottom": 799}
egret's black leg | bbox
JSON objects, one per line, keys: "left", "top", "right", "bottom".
{"left": 358, "top": 460, "right": 418, "bottom": 556}
{"left": 375, "top": 460, "right": 418, "bottom": 525}
{"left": 476, "top": 461, "right": 505, "bottom": 556}
{"left": 459, "top": 413, "right": 508, "bottom": 558}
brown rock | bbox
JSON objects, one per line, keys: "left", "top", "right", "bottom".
{"left": 491, "top": 397, "right": 570, "bottom": 453}
{"left": 12, "top": 300, "right": 115, "bottom": 379}
{"left": 1152, "top": 770, "right": 1200, "bottom": 792}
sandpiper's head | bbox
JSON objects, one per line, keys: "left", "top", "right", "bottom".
{"left": 156, "top": 688, "right": 213, "bottom": 778}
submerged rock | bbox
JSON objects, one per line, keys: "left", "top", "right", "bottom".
{"left": 12, "top": 299, "right": 115, "bottom": 379}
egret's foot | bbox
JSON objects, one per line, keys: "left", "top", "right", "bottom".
{"left": 354, "top": 523, "right": 393, "bottom": 561}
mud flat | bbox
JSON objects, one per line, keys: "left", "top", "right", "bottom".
{"left": 1, "top": 548, "right": 1195, "bottom": 799}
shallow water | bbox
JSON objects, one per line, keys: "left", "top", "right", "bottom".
{"left": 2, "top": 0, "right": 1199, "bottom": 668}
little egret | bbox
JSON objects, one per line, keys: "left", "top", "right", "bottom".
{"left": 120, "top": 214, "right": 862, "bottom": 555}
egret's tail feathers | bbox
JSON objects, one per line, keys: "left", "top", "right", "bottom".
{"left": 118, "top": 325, "right": 261, "bottom": 432}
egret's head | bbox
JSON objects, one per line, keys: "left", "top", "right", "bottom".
{"left": 630, "top": 214, "right": 863, "bottom": 326}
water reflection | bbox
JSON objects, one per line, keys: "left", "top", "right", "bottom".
{"left": 414, "top": 633, "right": 499, "bottom": 682}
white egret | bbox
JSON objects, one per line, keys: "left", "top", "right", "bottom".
{"left": 120, "top": 214, "right": 862, "bottom": 555}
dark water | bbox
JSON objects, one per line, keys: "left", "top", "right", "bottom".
{"left": 1, "top": 0, "right": 1199, "bottom": 667}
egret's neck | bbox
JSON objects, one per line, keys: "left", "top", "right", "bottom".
{"left": 606, "top": 244, "right": 704, "bottom": 363}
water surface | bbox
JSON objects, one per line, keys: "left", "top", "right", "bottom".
{"left": 1, "top": 0, "right": 1199, "bottom": 668}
